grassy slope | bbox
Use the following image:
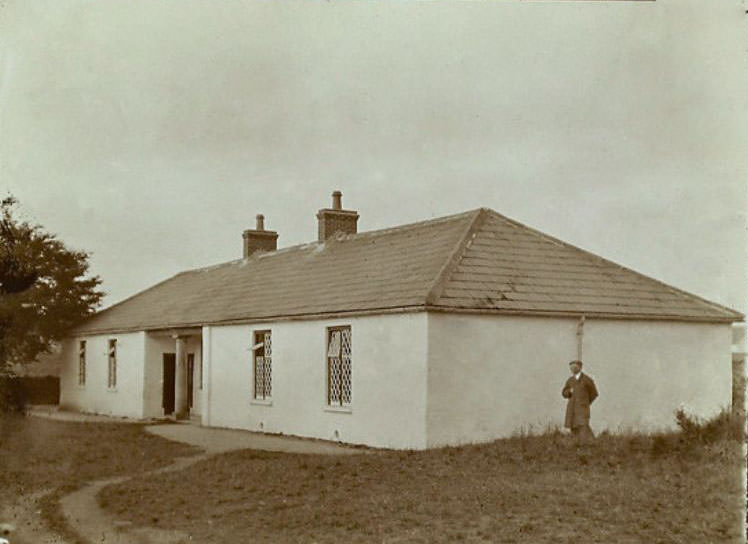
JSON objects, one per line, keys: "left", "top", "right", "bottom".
{"left": 100, "top": 431, "right": 745, "bottom": 544}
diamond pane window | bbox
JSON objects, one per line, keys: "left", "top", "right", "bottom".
{"left": 253, "top": 330, "right": 272, "bottom": 400}
{"left": 327, "top": 326, "right": 351, "bottom": 407}
{"left": 263, "top": 332, "right": 272, "bottom": 398}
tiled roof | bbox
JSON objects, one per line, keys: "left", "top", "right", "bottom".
{"left": 431, "top": 210, "right": 743, "bottom": 322}
{"left": 75, "top": 208, "right": 742, "bottom": 334}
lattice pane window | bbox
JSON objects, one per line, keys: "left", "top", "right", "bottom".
{"left": 255, "top": 356, "right": 265, "bottom": 397}
{"left": 327, "top": 327, "right": 351, "bottom": 406}
{"left": 78, "top": 340, "right": 86, "bottom": 386}
{"left": 340, "top": 329, "right": 352, "bottom": 405}
{"left": 263, "top": 332, "right": 272, "bottom": 398}
{"left": 253, "top": 330, "right": 272, "bottom": 400}
{"left": 107, "top": 339, "right": 117, "bottom": 389}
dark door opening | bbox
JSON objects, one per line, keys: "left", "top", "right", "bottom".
{"left": 187, "top": 353, "right": 195, "bottom": 409}
{"left": 162, "top": 353, "right": 176, "bottom": 415}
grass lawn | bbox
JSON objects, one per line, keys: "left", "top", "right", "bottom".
{"left": 100, "top": 429, "right": 746, "bottom": 544}
{"left": 0, "top": 415, "right": 197, "bottom": 539}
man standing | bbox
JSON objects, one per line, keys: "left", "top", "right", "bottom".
{"left": 562, "top": 360, "right": 598, "bottom": 443}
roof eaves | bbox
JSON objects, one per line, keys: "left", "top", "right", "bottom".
{"left": 71, "top": 271, "right": 190, "bottom": 334}
{"left": 72, "top": 304, "right": 430, "bottom": 336}
{"left": 425, "top": 305, "right": 740, "bottom": 324}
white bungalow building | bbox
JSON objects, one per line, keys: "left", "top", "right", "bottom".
{"left": 59, "top": 192, "right": 743, "bottom": 449}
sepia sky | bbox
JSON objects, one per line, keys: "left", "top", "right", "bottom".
{"left": 1, "top": 0, "right": 746, "bottom": 315}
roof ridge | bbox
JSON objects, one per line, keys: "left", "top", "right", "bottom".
{"left": 337, "top": 208, "right": 479, "bottom": 241}
{"left": 484, "top": 209, "right": 744, "bottom": 321}
{"left": 176, "top": 209, "right": 479, "bottom": 276}
{"left": 425, "top": 208, "right": 487, "bottom": 306}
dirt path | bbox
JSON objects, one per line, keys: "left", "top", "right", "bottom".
{"left": 60, "top": 455, "right": 207, "bottom": 544}
{"left": 57, "top": 423, "right": 363, "bottom": 543}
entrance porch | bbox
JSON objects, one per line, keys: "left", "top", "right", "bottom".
{"left": 144, "top": 328, "right": 203, "bottom": 421}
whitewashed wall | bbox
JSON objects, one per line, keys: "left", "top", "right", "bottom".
{"left": 583, "top": 319, "right": 731, "bottom": 431}
{"left": 188, "top": 336, "right": 204, "bottom": 417}
{"left": 426, "top": 313, "right": 577, "bottom": 447}
{"left": 59, "top": 331, "right": 146, "bottom": 418}
{"left": 143, "top": 335, "right": 172, "bottom": 418}
{"left": 203, "top": 313, "right": 428, "bottom": 449}
{"left": 426, "top": 313, "right": 733, "bottom": 447}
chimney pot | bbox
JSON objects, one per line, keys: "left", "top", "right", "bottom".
{"left": 332, "top": 190, "right": 342, "bottom": 210}
{"left": 256, "top": 214, "right": 265, "bottom": 231}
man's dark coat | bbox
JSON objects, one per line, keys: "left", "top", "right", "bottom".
{"left": 562, "top": 372, "right": 598, "bottom": 429}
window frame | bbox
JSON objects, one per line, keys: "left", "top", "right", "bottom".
{"left": 78, "top": 340, "right": 86, "bottom": 387}
{"left": 107, "top": 339, "right": 117, "bottom": 389}
{"left": 326, "top": 325, "right": 352, "bottom": 408}
{"left": 252, "top": 329, "right": 272, "bottom": 401}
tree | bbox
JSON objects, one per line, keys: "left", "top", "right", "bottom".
{"left": 0, "top": 196, "right": 103, "bottom": 369}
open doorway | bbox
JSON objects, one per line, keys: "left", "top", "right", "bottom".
{"left": 163, "top": 352, "right": 196, "bottom": 416}
{"left": 162, "top": 353, "right": 176, "bottom": 415}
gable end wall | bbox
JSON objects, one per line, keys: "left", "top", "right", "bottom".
{"left": 426, "top": 313, "right": 732, "bottom": 447}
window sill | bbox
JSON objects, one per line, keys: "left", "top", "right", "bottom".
{"left": 250, "top": 398, "right": 273, "bottom": 406}
{"left": 107, "top": 387, "right": 118, "bottom": 393}
{"left": 77, "top": 384, "right": 86, "bottom": 389}
{"left": 324, "top": 405, "right": 352, "bottom": 414}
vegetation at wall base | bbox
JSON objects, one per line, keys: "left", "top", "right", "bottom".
{"left": 674, "top": 406, "right": 745, "bottom": 445}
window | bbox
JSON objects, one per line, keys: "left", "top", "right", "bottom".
{"left": 107, "top": 339, "right": 117, "bottom": 389}
{"left": 78, "top": 340, "right": 86, "bottom": 386}
{"left": 252, "top": 330, "right": 272, "bottom": 400}
{"left": 327, "top": 326, "right": 351, "bottom": 406}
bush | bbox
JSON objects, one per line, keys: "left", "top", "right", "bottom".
{"left": 674, "top": 406, "right": 744, "bottom": 444}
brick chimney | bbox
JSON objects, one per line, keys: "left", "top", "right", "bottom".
{"left": 317, "top": 191, "right": 359, "bottom": 242}
{"left": 243, "top": 214, "right": 278, "bottom": 257}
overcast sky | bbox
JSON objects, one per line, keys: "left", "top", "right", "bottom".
{"left": 1, "top": 0, "right": 746, "bottom": 315}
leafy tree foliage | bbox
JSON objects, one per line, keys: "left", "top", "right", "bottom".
{"left": 0, "top": 196, "right": 103, "bottom": 368}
